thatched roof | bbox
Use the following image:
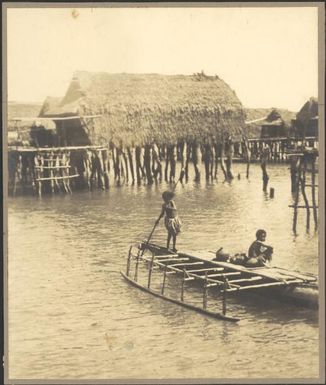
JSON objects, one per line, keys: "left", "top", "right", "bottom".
{"left": 39, "top": 71, "right": 245, "bottom": 146}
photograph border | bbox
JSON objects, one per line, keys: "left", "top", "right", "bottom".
{"left": 2, "top": 2, "right": 325, "bottom": 384}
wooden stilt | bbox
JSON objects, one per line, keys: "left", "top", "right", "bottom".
{"left": 311, "top": 156, "right": 318, "bottom": 229}
{"left": 292, "top": 159, "right": 302, "bottom": 234}
{"left": 161, "top": 265, "right": 168, "bottom": 295}
{"left": 220, "top": 141, "right": 228, "bottom": 180}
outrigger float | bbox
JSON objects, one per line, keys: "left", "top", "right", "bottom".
{"left": 121, "top": 242, "right": 318, "bottom": 322}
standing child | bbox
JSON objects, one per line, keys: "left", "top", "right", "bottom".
{"left": 156, "top": 191, "right": 181, "bottom": 251}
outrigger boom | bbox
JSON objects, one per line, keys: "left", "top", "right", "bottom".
{"left": 121, "top": 242, "right": 318, "bottom": 322}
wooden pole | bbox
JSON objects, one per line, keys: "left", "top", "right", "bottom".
{"left": 169, "top": 144, "right": 177, "bottom": 183}
{"left": 127, "top": 147, "right": 135, "bottom": 185}
{"left": 164, "top": 144, "right": 170, "bottom": 182}
{"left": 134, "top": 249, "right": 140, "bottom": 282}
{"left": 222, "top": 276, "right": 228, "bottom": 315}
{"left": 126, "top": 246, "right": 132, "bottom": 276}
{"left": 135, "top": 146, "right": 142, "bottom": 185}
{"left": 311, "top": 155, "right": 318, "bottom": 230}
{"left": 225, "top": 137, "right": 234, "bottom": 179}
{"left": 220, "top": 141, "right": 228, "bottom": 180}
{"left": 192, "top": 140, "right": 201, "bottom": 182}
{"left": 147, "top": 252, "right": 155, "bottom": 288}
{"left": 102, "top": 149, "right": 110, "bottom": 189}
{"left": 161, "top": 265, "right": 167, "bottom": 295}
{"left": 144, "top": 144, "right": 154, "bottom": 185}
{"left": 203, "top": 271, "right": 208, "bottom": 310}
{"left": 261, "top": 148, "right": 269, "bottom": 192}
{"left": 181, "top": 269, "right": 186, "bottom": 302}
{"left": 292, "top": 158, "right": 302, "bottom": 234}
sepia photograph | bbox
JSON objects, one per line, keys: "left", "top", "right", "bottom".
{"left": 2, "top": 2, "right": 325, "bottom": 384}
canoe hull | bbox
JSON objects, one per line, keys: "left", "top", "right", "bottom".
{"left": 121, "top": 271, "right": 240, "bottom": 322}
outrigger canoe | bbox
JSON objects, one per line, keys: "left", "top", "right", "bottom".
{"left": 121, "top": 242, "right": 318, "bottom": 322}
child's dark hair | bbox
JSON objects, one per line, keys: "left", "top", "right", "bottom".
{"left": 256, "top": 229, "right": 266, "bottom": 239}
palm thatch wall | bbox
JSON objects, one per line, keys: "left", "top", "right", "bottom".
{"left": 39, "top": 71, "right": 245, "bottom": 146}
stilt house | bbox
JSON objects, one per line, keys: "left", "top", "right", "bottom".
{"left": 38, "top": 71, "right": 246, "bottom": 146}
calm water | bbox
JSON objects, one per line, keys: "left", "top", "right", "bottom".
{"left": 7, "top": 163, "right": 319, "bottom": 380}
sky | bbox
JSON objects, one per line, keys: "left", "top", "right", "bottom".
{"left": 6, "top": 6, "right": 319, "bottom": 111}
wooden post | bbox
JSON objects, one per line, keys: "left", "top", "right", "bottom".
{"left": 299, "top": 160, "right": 311, "bottom": 231}
{"left": 126, "top": 246, "right": 132, "bottom": 276}
{"left": 242, "top": 137, "right": 251, "bottom": 179}
{"left": 169, "top": 144, "right": 177, "bottom": 182}
{"left": 203, "top": 142, "right": 212, "bottom": 181}
{"left": 134, "top": 249, "right": 140, "bottom": 282}
{"left": 121, "top": 148, "right": 128, "bottom": 183}
{"left": 161, "top": 265, "right": 167, "bottom": 295}
{"left": 147, "top": 252, "right": 155, "bottom": 288}
{"left": 311, "top": 155, "right": 318, "bottom": 230}
{"left": 181, "top": 269, "right": 186, "bottom": 302}
{"left": 127, "top": 147, "right": 135, "bottom": 185}
{"left": 49, "top": 152, "right": 55, "bottom": 194}
{"left": 102, "top": 149, "right": 110, "bottom": 189}
{"left": 135, "top": 146, "right": 142, "bottom": 185}
{"left": 164, "top": 144, "right": 170, "bottom": 182}
{"left": 222, "top": 276, "right": 228, "bottom": 315}
{"left": 180, "top": 141, "right": 187, "bottom": 182}
{"left": 270, "top": 187, "right": 275, "bottom": 198}
{"left": 290, "top": 156, "right": 300, "bottom": 193}
{"left": 261, "top": 147, "right": 269, "bottom": 192}
{"left": 203, "top": 271, "right": 208, "bottom": 310}
{"left": 292, "top": 158, "right": 302, "bottom": 234}
{"left": 144, "top": 144, "right": 153, "bottom": 185}
{"left": 192, "top": 140, "right": 201, "bottom": 182}
{"left": 220, "top": 141, "right": 228, "bottom": 180}
{"left": 225, "top": 137, "right": 234, "bottom": 179}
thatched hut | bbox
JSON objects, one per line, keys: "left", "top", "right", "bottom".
{"left": 7, "top": 101, "right": 44, "bottom": 145}
{"left": 39, "top": 71, "right": 245, "bottom": 147}
{"left": 244, "top": 108, "right": 296, "bottom": 139}
{"left": 291, "top": 97, "right": 318, "bottom": 138}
